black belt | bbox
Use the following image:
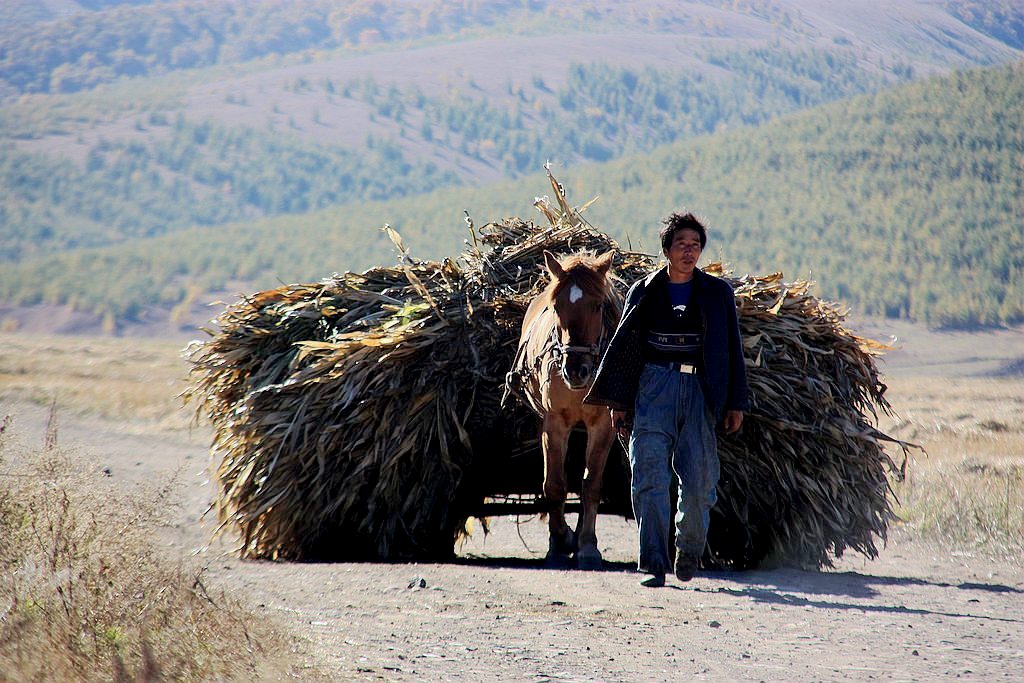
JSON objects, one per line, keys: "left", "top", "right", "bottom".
{"left": 647, "top": 360, "right": 699, "bottom": 374}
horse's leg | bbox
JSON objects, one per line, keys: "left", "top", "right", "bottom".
{"left": 542, "top": 415, "right": 575, "bottom": 567}
{"left": 575, "top": 414, "right": 615, "bottom": 570}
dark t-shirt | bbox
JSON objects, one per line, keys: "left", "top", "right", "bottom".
{"left": 642, "top": 280, "right": 704, "bottom": 366}
{"left": 669, "top": 281, "right": 692, "bottom": 313}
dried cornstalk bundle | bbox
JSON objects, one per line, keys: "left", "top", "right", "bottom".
{"left": 712, "top": 267, "right": 910, "bottom": 568}
{"left": 184, "top": 174, "right": 910, "bottom": 568}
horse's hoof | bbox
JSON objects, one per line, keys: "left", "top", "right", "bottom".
{"left": 576, "top": 549, "right": 603, "bottom": 571}
{"left": 548, "top": 530, "right": 577, "bottom": 558}
{"left": 544, "top": 552, "right": 574, "bottom": 570}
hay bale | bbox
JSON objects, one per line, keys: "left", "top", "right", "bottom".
{"left": 184, "top": 174, "right": 910, "bottom": 568}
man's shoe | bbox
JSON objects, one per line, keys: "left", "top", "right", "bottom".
{"left": 674, "top": 554, "right": 699, "bottom": 582}
{"left": 639, "top": 572, "right": 666, "bottom": 588}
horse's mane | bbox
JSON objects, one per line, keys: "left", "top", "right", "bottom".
{"left": 543, "top": 252, "right": 612, "bottom": 303}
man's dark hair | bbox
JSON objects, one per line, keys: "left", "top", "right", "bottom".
{"left": 660, "top": 212, "right": 707, "bottom": 252}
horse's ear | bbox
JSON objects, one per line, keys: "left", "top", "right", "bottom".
{"left": 543, "top": 250, "right": 565, "bottom": 279}
{"left": 594, "top": 250, "right": 615, "bottom": 277}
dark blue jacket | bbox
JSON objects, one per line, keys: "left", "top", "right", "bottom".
{"left": 583, "top": 266, "right": 750, "bottom": 420}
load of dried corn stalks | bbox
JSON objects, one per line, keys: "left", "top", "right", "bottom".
{"left": 183, "top": 171, "right": 911, "bottom": 568}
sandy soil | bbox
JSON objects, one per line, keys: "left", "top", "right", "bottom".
{"left": 2, "top": 324, "right": 1022, "bottom": 681}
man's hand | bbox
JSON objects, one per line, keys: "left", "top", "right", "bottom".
{"left": 723, "top": 410, "right": 744, "bottom": 434}
{"left": 610, "top": 409, "right": 630, "bottom": 439}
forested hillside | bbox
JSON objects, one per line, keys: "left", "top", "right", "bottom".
{"left": 4, "top": 0, "right": 1016, "bottom": 97}
{"left": 944, "top": 0, "right": 1024, "bottom": 50}
{"left": 4, "top": 0, "right": 1020, "bottom": 263}
{"left": 1, "top": 1, "right": 1022, "bottom": 334}
{"left": 0, "top": 48, "right": 892, "bottom": 261}
{"left": 2, "top": 62, "right": 1020, "bottom": 330}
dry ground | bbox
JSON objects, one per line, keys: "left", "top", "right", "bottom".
{"left": 1, "top": 323, "right": 1022, "bottom": 681}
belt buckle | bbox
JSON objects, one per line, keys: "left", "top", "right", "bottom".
{"left": 677, "top": 363, "right": 696, "bottom": 374}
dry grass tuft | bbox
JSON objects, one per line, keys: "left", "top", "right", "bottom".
{"left": 0, "top": 414, "right": 290, "bottom": 682}
{"left": 896, "top": 459, "right": 1024, "bottom": 559}
{"left": 883, "top": 376, "right": 1024, "bottom": 561}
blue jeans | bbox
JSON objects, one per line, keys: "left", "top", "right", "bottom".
{"left": 629, "top": 364, "right": 719, "bottom": 573}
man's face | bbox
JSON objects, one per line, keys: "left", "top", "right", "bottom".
{"left": 664, "top": 228, "right": 703, "bottom": 274}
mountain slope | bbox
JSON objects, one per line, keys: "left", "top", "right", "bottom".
{"left": 3, "top": 0, "right": 1018, "bottom": 97}
{"left": 3, "top": 0, "right": 1022, "bottom": 265}
{"left": 0, "top": 48, "right": 897, "bottom": 260}
{"left": 2, "top": 62, "right": 1020, "bottom": 331}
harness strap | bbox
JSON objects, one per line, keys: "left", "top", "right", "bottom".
{"left": 549, "top": 311, "right": 607, "bottom": 360}
{"left": 501, "top": 304, "right": 554, "bottom": 408}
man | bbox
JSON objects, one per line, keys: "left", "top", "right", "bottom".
{"left": 584, "top": 212, "right": 749, "bottom": 587}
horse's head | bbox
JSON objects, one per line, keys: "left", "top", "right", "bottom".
{"left": 543, "top": 249, "right": 615, "bottom": 390}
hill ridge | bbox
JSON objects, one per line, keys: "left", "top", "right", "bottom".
{"left": 1, "top": 61, "right": 1021, "bottom": 333}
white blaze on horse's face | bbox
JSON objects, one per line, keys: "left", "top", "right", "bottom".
{"left": 569, "top": 284, "right": 583, "bottom": 304}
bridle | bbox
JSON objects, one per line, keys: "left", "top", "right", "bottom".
{"left": 541, "top": 291, "right": 613, "bottom": 377}
{"left": 547, "top": 306, "right": 607, "bottom": 365}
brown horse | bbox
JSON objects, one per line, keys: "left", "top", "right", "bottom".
{"left": 511, "top": 250, "right": 621, "bottom": 569}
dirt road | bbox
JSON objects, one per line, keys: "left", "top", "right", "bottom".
{"left": 209, "top": 516, "right": 1023, "bottom": 681}
{"left": 5, "top": 397, "right": 1022, "bottom": 682}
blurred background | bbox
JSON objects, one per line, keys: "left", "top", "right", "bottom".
{"left": 0, "top": 0, "right": 1021, "bottom": 339}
